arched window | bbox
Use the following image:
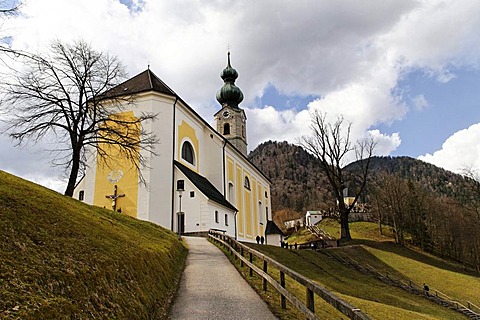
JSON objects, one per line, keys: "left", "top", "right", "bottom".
{"left": 223, "top": 123, "right": 230, "bottom": 135}
{"left": 181, "top": 141, "right": 195, "bottom": 165}
{"left": 244, "top": 176, "right": 250, "bottom": 190}
{"left": 228, "top": 182, "right": 235, "bottom": 205}
{"left": 258, "top": 201, "right": 264, "bottom": 225}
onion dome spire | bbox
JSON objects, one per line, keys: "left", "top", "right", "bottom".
{"left": 216, "top": 52, "right": 244, "bottom": 107}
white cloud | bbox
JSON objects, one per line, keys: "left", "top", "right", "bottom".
{"left": 3, "top": 0, "right": 480, "bottom": 189}
{"left": 368, "top": 130, "right": 401, "bottom": 156}
{"left": 419, "top": 123, "right": 480, "bottom": 174}
{"left": 412, "top": 94, "right": 429, "bottom": 111}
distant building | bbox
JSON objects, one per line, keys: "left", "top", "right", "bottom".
{"left": 305, "top": 211, "right": 323, "bottom": 226}
{"left": 284, "top": 218, "right": 304, "bottom": 231}
{"left": 265, "top": 221, "right": 285, "bottom": 247}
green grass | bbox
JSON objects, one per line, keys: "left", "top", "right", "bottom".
{"left": 229, "top": 218, "right": 478, "bottom": 319}
{"left": 0, "top": 170, "right": 188, "bottom": 319}
{"left": 317, "top": 219, "right": 480, "bottom": 307}
{"left": 212, "top": 239, "right": 348, "bottom": 319}
{"left": 251, "top": 244, "right": 466, "bottom": 320}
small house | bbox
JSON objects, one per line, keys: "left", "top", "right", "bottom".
{"left": 265, "top": 221, "right": 285, "bottom": 247}
{"left": 305, "top": 211, "right": 323, "bottom": 227}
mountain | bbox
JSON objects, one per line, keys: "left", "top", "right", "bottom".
{"left": 249, "top": 140, "right": 478, "bottom": 214}
{"left": 249, "top": 141, "right": 480, "bottom": 267}
{"left": 348, "top": 156, "right": 479, "bottom": 204}
{"left": 249, "top": 140, "right": 333, "bottom": 216}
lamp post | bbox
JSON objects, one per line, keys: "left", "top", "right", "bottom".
{"left": 177, "top": 180, "right": 185, "bottom": 238}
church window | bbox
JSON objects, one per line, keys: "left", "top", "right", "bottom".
{"left": 225, "top": 214, "right": 228, "bottom": 226}
{"left": 259, "top": 201, "right": 264, "bottom": 225}
{"left": 265, "top": 191, "right": 268, "bottom": 198}
{"left": 242, "top": 125, "right": 245, "bottom": 138}
{"left": 181, "top": 141, "right": 195, "bottom": 165}
{"left": 79, "top": 190, "right": 84, "bottom": 201}
{"left": 223, "top": 123, "right": 230, "bottom": 135}
{"left": 244, "top": 176, "right": 250, "bottom": 190}
{"left": 190, "top": 191, "right": 195, "bottom": 198}
{"left": 215, "top": 210, "right": 219, "bottom": 223}
{"left": 228, "top": 182, "right": 235, "bottom": 205}
{"left": 266, "top": 207, "right": 269, "bottom": 221}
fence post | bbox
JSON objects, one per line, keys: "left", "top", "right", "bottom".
{"left": 241, "top": 247, "right": 244, "bottom": 267}
{"left": 306, "top": 287, "right": 315, "bottom": 313}
{"left": 249, "top": 252, "right": 253, "bottom": 277}
{"left": 280, "top": 271, "right": 286, "bottom": 309}
{"left": 263, "top": 260, "right": 268, "bottom": 291}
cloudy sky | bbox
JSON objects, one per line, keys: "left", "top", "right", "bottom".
{"left": 1, "top": 0, "right": 480, "bottom": 193}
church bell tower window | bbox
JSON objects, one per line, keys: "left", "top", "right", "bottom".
{"left": 223, "top": 123, "right": 230, "bottom": 135}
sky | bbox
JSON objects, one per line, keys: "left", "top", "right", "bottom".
{"left": 1, "top": 0, "right": 480, "bottom": 193}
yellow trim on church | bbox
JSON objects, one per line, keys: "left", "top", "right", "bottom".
{"left": 244, "top": 173, "right": 252, "bottom": 237}
{"left": 252, "top": 177, "right": 258, "bottom": 236}
{"left": 93, "top": 111, "right": 139, "bottom": 217}
{"left": 177, "top": 120, "right": 199, "bottom": 171}
{"left": 236, "top": 164, "right": 243, "bottom": 236}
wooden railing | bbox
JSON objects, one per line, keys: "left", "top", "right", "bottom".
{"left": 208, "top": 230, "right": 370, "bottom": 320}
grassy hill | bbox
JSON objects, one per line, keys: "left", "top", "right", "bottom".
{"left": 246, "top": 219, "right": 480, "bottom": 319}
{"left": 0, "top": 170, "right": 187, "bottom": 319}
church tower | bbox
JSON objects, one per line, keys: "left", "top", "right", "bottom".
{"left": 215, "top": 52, "right": 247, "bottom": 156}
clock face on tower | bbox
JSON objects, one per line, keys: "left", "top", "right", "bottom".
{"left": 222, "top": 110, "right": 231, "bottom": 119}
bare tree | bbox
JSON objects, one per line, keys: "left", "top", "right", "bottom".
{"left": 300, "top": 110, "right": 375, "bottom": 241}
{"left": 0, "top": 39, "right": 157, "bottom": 196}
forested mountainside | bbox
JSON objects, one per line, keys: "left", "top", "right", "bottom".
{"left": 250, "top": 141, "right": 480, "bottom": 268}
{"left": 249, "top": 140, "right": 478, "bottom": 213}
{"left": 349, "top": 156, "right": 479, "bottom": 203}
{"left": 249, "top": 141, "right": 333, "bottom": 216}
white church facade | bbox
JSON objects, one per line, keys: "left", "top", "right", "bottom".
{"left": 74, "top": 53, "right": 273, "bottom": 243}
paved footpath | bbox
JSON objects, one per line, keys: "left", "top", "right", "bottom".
{"left": 169, "top": 236, "right": 277, "bottom": 320}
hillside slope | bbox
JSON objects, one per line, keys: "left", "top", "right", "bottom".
{"left": 0, "top": 170, "right": 187, "bottom": 319}
{"left": 251, "top": 220, "right": 479, "bottom": 320}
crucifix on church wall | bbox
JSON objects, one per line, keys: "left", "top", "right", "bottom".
{"left": 105, "top": 185, "right": 125, "bottom": 212}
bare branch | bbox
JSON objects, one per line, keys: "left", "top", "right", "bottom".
{"left": 0, "top": 39, "right": 157, "bottom": 196}
{"left": 299, "top": 110, "right": 375, "bottom": 241}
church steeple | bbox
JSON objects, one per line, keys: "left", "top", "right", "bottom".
{"left": 215, "top": 52, "right": 247, "bottom": 156}
{"left": 216, "top": 52, "right": 244, "bottom": 108}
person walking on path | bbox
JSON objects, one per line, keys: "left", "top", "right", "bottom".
{"left": 169, "top": 236, "right": 277, "bottom": 320}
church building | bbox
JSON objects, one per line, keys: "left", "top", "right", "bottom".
{"left": 74, "top": 53, "right": 273, "bottom": 243}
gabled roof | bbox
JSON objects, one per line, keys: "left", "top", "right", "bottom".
{"left": 100, "top": 69, "right": 177, "bottom": 99}
{"left": 175, "top": 161, "right": 237, "bottom": 212}
{"left": 100, "top": 69, "right": 271, "bottom": 185}
{"left": 265, "top": 221, "right": 285, "bottom": 236}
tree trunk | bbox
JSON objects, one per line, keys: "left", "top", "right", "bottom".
{"left": 64, "top": 148, "right": 81, "bottom": 197}
{"left": 340, "top": 209, "right": 351, "bottom": 241}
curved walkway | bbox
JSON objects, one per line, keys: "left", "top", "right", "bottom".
{"left": 169, "top": 236, "right": 277, "bottom": 320}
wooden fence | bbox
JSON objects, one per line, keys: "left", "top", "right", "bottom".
{"left": 208, "top": 231, "right": 370, "bottom": 320}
